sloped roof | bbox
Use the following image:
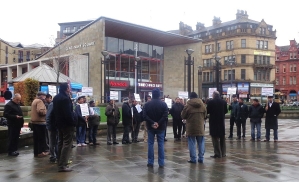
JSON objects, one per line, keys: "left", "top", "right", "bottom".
{"left": 8, "top": 42, "right": 24, "bottom": 48}
{"left": 24, "top": 43, "right": 46, "bottom": 48}
{"left": 11, "top": 64, "right": 79, "bottom": 83}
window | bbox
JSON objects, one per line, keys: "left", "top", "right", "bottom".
{"left": 205, "top": 45, "right": 213, "bottom": 53}
{"left": 203, "top": 59, "right": 213, "bottom": 67}
{"left": 225, "top": 70, "right": 235, "bottom": 80}
{"left": 256, "top": 40, "right": 268, "bottom": 49}
{"left": 276, "top": 66, "right": 279, "bottom": 73}
{"left": 294, "top": 64, "right": 297, "bottom": 72}
{"left": 226, "top": 41, "right": 233, "bottom": 50}
{"left": 283, "top": 65, "right": 286, "bottom": 73}
{"left": 217, "top": 43, "right": 221, "bottom": 52}
{"left": 241, "top": 55, "right": 246, "bottom": 63}
{"left": 224, "top": 70, "right": 228, "bottom": 80}
{"left": 283, "top": 77, "right": 286, "bottom": 85}
{"left": 241, "top": 39, "right": 246, "bottom": 48}
{"left": 276, "top": 77, "right": 279, "bottom": 85}
{"left": 290, "top": 53, "right": 293, "bottom": 59}
{"left": 290, "top": 65, "right": 293, "bottom": 72}
{"left": 290, "top": 77, "right": 293, "bottom": 85}
{"left": 294, "top": 76, "right": 297, "bottom": 84}
{"left": 241, "top": 69, "right": 246, "bottom": 80}
{"left": 260, "top": 27, "right": 266, "bottom": 34}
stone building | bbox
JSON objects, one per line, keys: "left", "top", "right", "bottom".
{"left": 172, "top": 10, "right": 277, "bottom": 100}
{"left": 0, "top": 17, "right": 202, "bottom": 102}
{"left": 275, "top": 39, "right": 299, "bottom": 101}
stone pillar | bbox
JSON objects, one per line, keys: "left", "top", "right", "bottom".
{"left": 17, "top": 65, "right": 22, "bottom": 77}
{"left": 7, "top": 67, "right": 12, "bottom": 82}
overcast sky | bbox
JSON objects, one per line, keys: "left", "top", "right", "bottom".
{"left": 0, "top": 0, "right": 297, "bottom": 46}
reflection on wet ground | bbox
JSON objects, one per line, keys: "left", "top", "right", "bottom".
{"left": 0, "top": 119, "right": 299, "bottom": 182}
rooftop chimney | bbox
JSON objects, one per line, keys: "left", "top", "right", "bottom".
{"left": 179, "top": 21, "right": 193, "bottom": 35}
{"left": 236, "top": 9, "right": 248, "bottom": 20}
{"left": 196, "top": 22, "right": 205, "bottom": 30}
{"left": 212, "top": 16, "right": 221, "bottom": 26}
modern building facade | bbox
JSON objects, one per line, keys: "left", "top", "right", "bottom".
{"left": 0, "top": 17, "right": 202, "bottom": 102}
{"left": 172, "top": 10, "right": 277, "bottom": 100}
{"left": 275, "top": 39, "right": 299, "bottom": 101}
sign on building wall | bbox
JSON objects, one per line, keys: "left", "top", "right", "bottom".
{"left": 227, "top": 87, "right": 237, "bottom": 95}
{"left": 237, "top": 83, "right": 249, "bottom": 94}
{"left": 261, "top": 87, "right": 274, "bottom": 96}
{"left": 253, "top": 50, "right": 271, "bottom": 56}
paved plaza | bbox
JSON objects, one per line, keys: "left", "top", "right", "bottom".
{"left": 0, "top": 119, "right": 299, "bottom": 182}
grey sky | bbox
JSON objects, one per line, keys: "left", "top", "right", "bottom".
{"left": 1, "top": 0, "right": 297, "bottom": 46}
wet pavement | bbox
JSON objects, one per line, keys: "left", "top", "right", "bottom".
{"left": 0, "top": 119, "right": 299, "bottom": 182}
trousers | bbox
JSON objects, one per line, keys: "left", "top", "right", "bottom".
{"left": 211, "top": 135, "right": 226, "bottom": 157}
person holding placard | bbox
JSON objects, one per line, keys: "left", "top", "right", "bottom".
{"left": 88, "top": 101, "right": 100, "bottom": 146}
{"left": 131, "top": 100, "right": 142, "bottom": 143}
{"left": 105, "top": 99, "right": 120, "bottom": 145}
{"left": 264, "top": 95, "right": 281, "bottom": 142}
{"left": 170, "top": 97, "right": 184, "bottom": 141}
{"left": 75, "top": 96, "right": 88, "bottom": 147}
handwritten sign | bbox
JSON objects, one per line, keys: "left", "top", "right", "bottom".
{"left": 110, "top": 91, "right": 118, "bottom": 100}
{"left": 79, "top": 103, "right": 90, "bottom": 116}
{"left": 227, "top": 87, "right": 237, "bottom": 95}
{"left": 48, "top": 85, "right": 57, "bottom": 96}
{"left": 178, "top": 91, "right": 188, "bottom": 99}
{"left": 165, "top": 98, "right": 172, "bottom": 108}
{"left": 134, "top": 93, "right": 141, "bottom": 102}
{"left": 261, "top": 87, "right": 273, "bottom": 96}
{"left": 82, "top": 87, "right": 93, "bottom": 96}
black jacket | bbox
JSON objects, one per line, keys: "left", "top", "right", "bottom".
{"left": 228, "top": 101, "right": 238, "bottom": 119}
{"left": 53, "top": 91, "right": 76, "bottom": 129}
{"left": 207, "top": 97, "right": 228, "bottom": 137}
{"left": 4, "top": 100, "right": 24, "bottom": 128}
{"left": 170, "top": 103, "right": 184, "bottom": 120}
{"left": 249, "top": 104, "right": 264, "bottom": 122}
{"left": 4, "top": 90, "right": 12, "bottom": 100}
{"left": 132, "top": 104, "right": 141, "bottom": 124}
{"left": 75, "top": 104, "right": 87, "bottom": 126}
{"left": 122, "top": 102, "right": 132, "bottom": 126}
{"left": 235, "top": 103, "right": 249, "bottom": 121}
{"left": 264, "top": 102, "right": 281, "bottom": 129}
{"left": 143, "top": 98, "right": 168, "bottom": 131}
{"left": 46, "top": 102, "right": 56, "bottom": 131}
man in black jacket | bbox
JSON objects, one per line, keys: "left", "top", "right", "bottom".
{"left": 122, "top": 97, "right": 132, "bottom": 144}
{"left": 248, "top": 99, "right": 264, "bottom": 141}
{"left": 53, "top": 83, "right": 76, "bottom": 172}
{"left": 143, "top": 88, "right": 168, "bottom": 168}
{"left": 75, "top": 96, "right": 88, "bottom": 147}
{"left": 170, "top": 97, "right": 184, "bottom": 141}
{"left": 207, "top": 91, "right": 228, "bottom": 158}
{"left": 235, "top": 98, "right": 249, "bottom": 140}
{"left": 4, "top": 88, "right": 12, "bottom": 105}
{"left": 4, "top": 93, "right": 24, "bottom": 156}
{"left": 264, "top": 95, "right": 281, "bottom": 142}
{"left": 228, "top": 95, "right": 238, "bottom": 139}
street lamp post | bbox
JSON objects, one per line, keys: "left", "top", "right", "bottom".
{"left": 185, "top": 49, "right": 194, "bottom": 97}
{"left": 227, "top": 56, "right": 236, "bottom": 88}
{"left": 135, "top": 57, "right": 140, "bottom": 93}
{"left": 101, "top": 50, "right": 109, "bottom": 103}
{"left": 198, "top": 65, "right": 203, "bottom": 99}
{"left": 213, "top": 56, "right": 221, "bottom": 91}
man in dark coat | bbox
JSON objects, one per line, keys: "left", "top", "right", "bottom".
{"left": 131, "top": 99, "right": 141, "bottom": 143}
{"left": 88, "top": 101, "right": 101, "bottom": 146}
{"left": 75, "top": 96, "right": 88, "bottom": 147}
{"left": 248, "top": 99, "right": 264, "bottom": 141}
{"left": 105, "top": 99, "right": 120, "bottom": 145}
{"left": 235, "top": 98, "right": 249, "bottom": 140}
{"left": 228, "top": 95, "right": 238, "bottom": 139}
{"left": 143, "top": 88, "right": 168, "bottom": 168}
{"left": 53, "top": 83, "right": 76, "bottom": 172}
{"left": 122, "top": 97, "right": 132, "bottom": 144}
{"left": 207, "top": 91, "right": 228, "bottom": 158}
{"left": 170, "top": 97, "right": 184, "bottom": 141}
{"left": 4, "top": 88, "right": 13, "bottom": 104}
{"left": 264, "top": 95, "right": 281, "bottom": 142}
{"left": 4, "top": 93, "right": 24, "bottom": 156}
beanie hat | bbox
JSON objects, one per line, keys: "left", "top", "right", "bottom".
{"left": 123, "top": 97, "right": 129, "bottom": 102}
{"left": 190, "top": 92, "right": 198, "bottom": 99}
{"left": 152, "top": 88, "right": 160, "bottom": 99}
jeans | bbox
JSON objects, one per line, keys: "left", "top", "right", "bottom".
{"left": 173, "top": 119, "right": 183, "bottom": 138}
{"left": 131, "top": 122, "right": 141, "bottom": 141}
{"left": 148, "top": 130, "right": 165, "bottom": 166}
{"left": 76, "top": 125, "right": 86, "bottom": 144}
{"left": 48, "top": 130, "right": 58, "bottom": 161}
{"left": 89, "top": 125, "right": 98, "bottom": 144}
{"left": 236, "top": 119, "right": 246, "bottom": 138}
{"left": 265, "top": 128, "right": 278, "bottom": 140}
{"left": 229, "top": 117, "right": 235, "bottom": 137}
{"left": 7, "top": 126, "right": 21, "bottom": 154}
{"left": 143, "top": 121, "right": 148, "bottom": 142}
{"left": 122, "top": 125, "right": 131, "bottom": 142}
{"left": 107, "top": 124, "right": 117, "bottom": 143}
{"left": 250, "top": 122, "right": 261, "bottom": 140}
{"left": 188, "top": 136, "right": 205, "bottom": 162}
{"left": 57, "top": 126, "right": 74, "bottom": 169}
{"left": 32, "top": 124, "right": 47, "bottom": 155}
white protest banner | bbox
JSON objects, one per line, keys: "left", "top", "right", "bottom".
{"left": 261, "top": 87, "right": 273, "bottom": 96}
{"left": 79, "top": 103, "right": 90, "bottom": 116}
{"left": 208, "top": 88, "right": 217, "bottom": 98}
{"left": 165, "top": 98, "right": 172, "bottom": 108}
{"left": 48, "top": 85, "right": 57, "bottom": 96}
{"left": 110, "top": 91, "right": 118, "bottom": 100}
{"left": 178, "top": 91, "right": 188, "bottom": 99}
{"left": 82, "top": 87, "right": 93, "bottom": 96}
{"left": 227, "top": 87, "right": 237, "bottom": 95}
{"left": 134, "top": 93, "right": 141, "bottom": 102}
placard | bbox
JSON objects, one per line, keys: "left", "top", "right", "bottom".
{"left": 82, "top": 87, "right": 93, "bottom": 96}
{"left": 79, "top": 103, "right": 90, "bottom": 116}
{"left": 165, "top": 98, "right": 172, "bottom": 109}
{"left": 261, "top": 87, "right": 273, "bottom": 96}
{"left": 135, "top": 104, "right": 142, "bottom": 113}
{"left": 208, "top": 88, "right": 217, "bottom": 98}
{"left": 48, "top": 85, "right": 57, "bottom": 96}
{"left": 134, "top": 93, "right": 141, "bottom": 102}
{"left": 178, "top": 91, "right": 188, "bottom": 99}
{"left": 91, "top": 107, "right": 100, "bottom": 116}
{"left": 110, "top": 91, "right": 118, "bottom": 100}
{"left": 227, "top": 87, "right": 237, "bottom": 95}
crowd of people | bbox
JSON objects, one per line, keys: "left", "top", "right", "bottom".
{"left": 3, "top": 82, "right": 282, "bottom": 171}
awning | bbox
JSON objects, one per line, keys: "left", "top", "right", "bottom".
{"left": 289, "top": 93, "right": 297, "bottom": 96}
{"left": 71, "top": 83, "right": 83, "bottom": 90}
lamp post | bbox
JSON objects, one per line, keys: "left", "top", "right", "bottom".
{"left": 185, "top": 49, "right": 194, "bottom": 97}
{"left": 198, "top": 65, "right": 203, "bottom": 99}
{"left": 213, "top": 55, "right": 221, "bottom": 91}
{"left": 135, "top": 57, "right": 140, "bottom": 93}
{"left": 101, "top": 50, "right": 109, "bottom": 103}
{"left": 227, "top": 55, "right": 236, "bottom": 87}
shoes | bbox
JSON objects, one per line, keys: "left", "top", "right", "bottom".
{"left": 71, "top": 145, "right": 76, "bottom": 148}
{"left": 242, "top": 136, "right": 246, "bottom": 140}
{"left": 222, "top": 155, "right": 226, "bottom": 158}
{"left": 58, "top": 168, "right": 73, "bottom": 172}
{"left": 198, "top": 160, "right": 203, "bottom": 163}
{"left": 132, "top": 140, "right": 138, "bottom": 143}
{"left": 77, "top": 143, "right": 82, "bottom": 147}
{"left": 227, "top": 135, "right": 233, "bottom": 139}
{"left": 147, "top": 164, "right": 153, "bottom": 168}
{"left": 236, "top": 137, "right": 241, "bottom": 140}
{"left": 164, "top": 138, "right": 168, "bottom": 142}
{"left": 126, "top": 141, "right": 132, "bottom": 144}
{"left": 159, "top": 165, "right": 164, "bottom": 168}
{"left": 250, "top": 138, "right": 255, "bottom": 141}
{"left": 210, "top": 155, "right": 221, "bottom": 158}
{"left": 37, "top": 152, "right": 47, "bottom": 158}
{"left": 274, "top": 140, "right": 278, "bottom": 142}
{"left": 113, "top": 142, "right": 119, "bottom": 145}
{"left": 257, "top": 139, "right": 261, "bottom": 142}
{"left": 263, "top": 139, "right": 270, "bottom": 142}
{"left": 122, "top": 141, "right": 127, "bottom": 144}
{"left": 81, "top": 143, "right": 87, "bottom": 146}
{"left": 89, "top": 143, "right": 93, "bottom": 146}
{"left": 8, "top": 151, "right": 19, "bottom": 156}
{"left": 187, "top": 160, "right": 196, "bottom": 164}
{"left": 107, "top": 142, "right": 113, "bottom": 145}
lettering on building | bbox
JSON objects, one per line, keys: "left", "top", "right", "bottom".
{"left": 66, "top": 41, "right": 95, "bottom": 51}
{"left": 138, "top": 82, "right": 163, "bottom": 88}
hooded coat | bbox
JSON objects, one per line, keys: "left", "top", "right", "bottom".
{"left": 181, "top": 98, "right": 207, "bottom": 136}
